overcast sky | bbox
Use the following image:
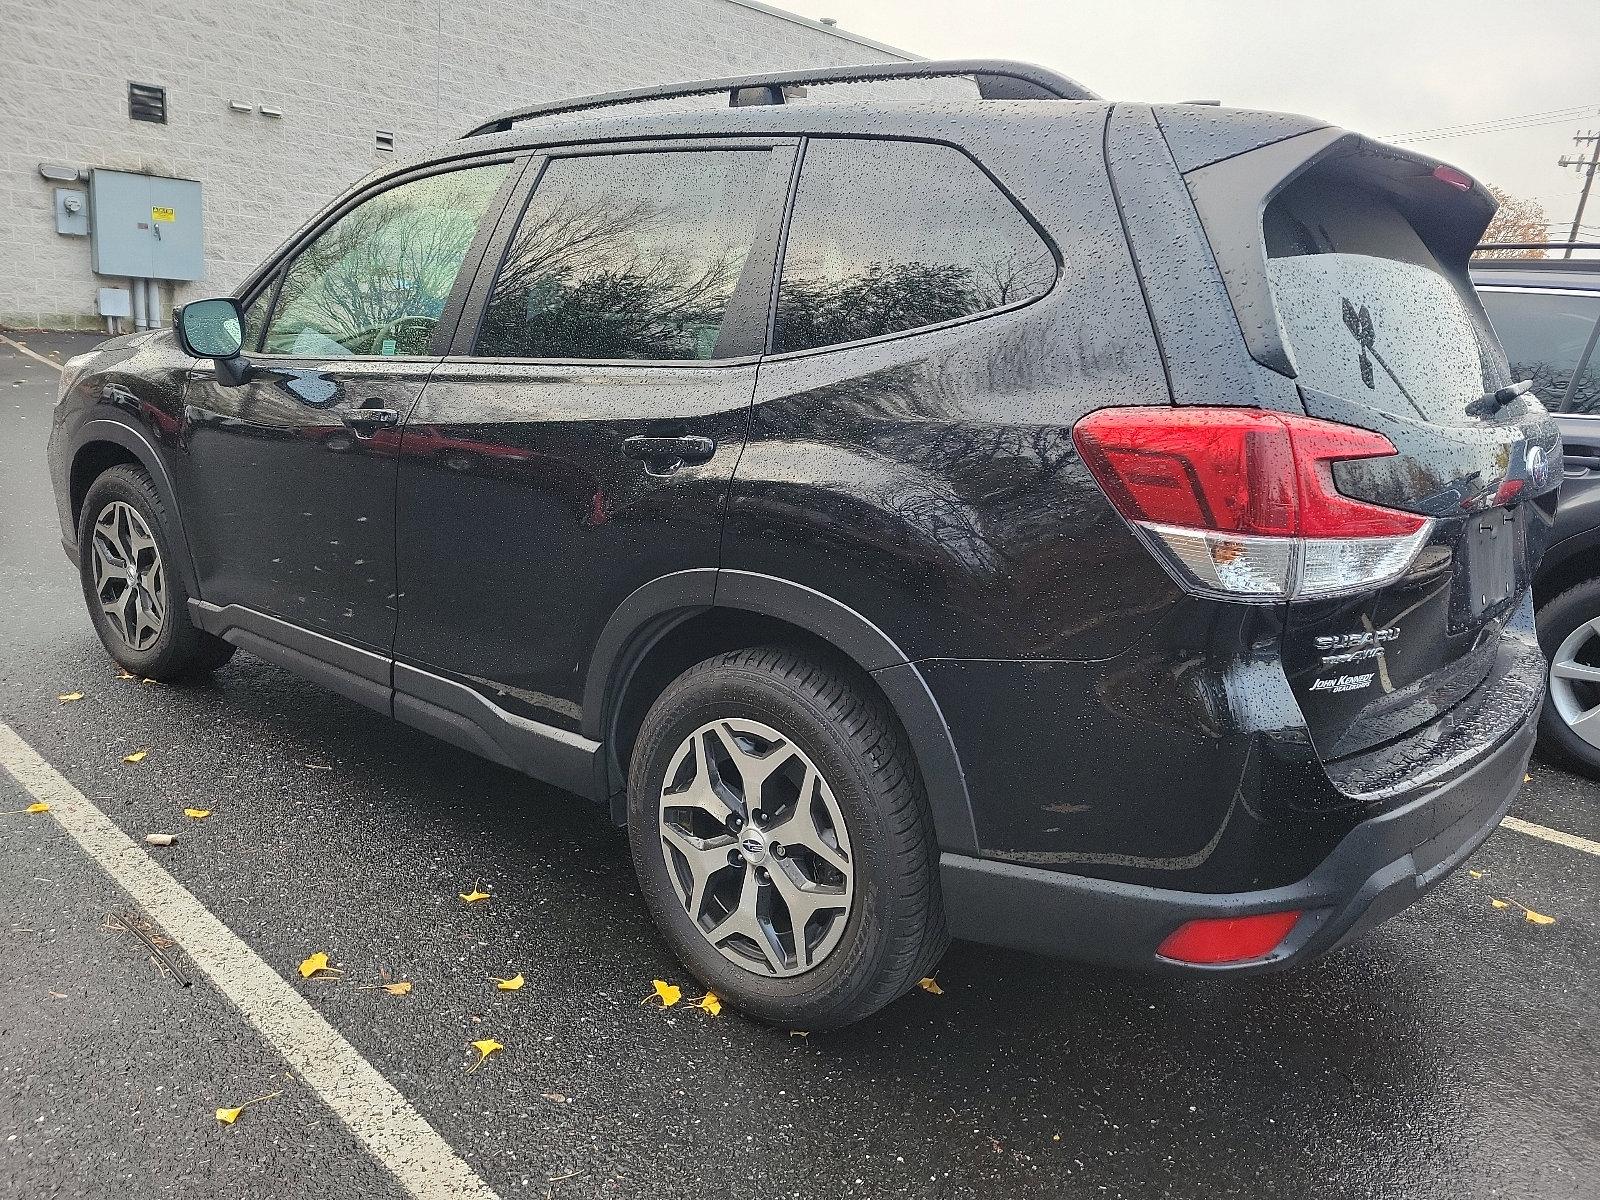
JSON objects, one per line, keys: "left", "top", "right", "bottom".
{"left": 817, "top": 0, "right": 1600, "bottom": 242}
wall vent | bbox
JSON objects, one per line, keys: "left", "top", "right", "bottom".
{"left": 129, "top": 82, "right": 168, "bottom": 124}
{"left": 375, "top": 130, "right": 395, "bottom": 153}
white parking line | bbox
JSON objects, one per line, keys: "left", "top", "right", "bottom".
{"left": 1501, "top": 814, "right": 1600, "bottom": 858}
{"left": 0, "top": 332, "right": 66, "bottom": 371}
{"left": 0, "top": 721, "right": 501, "bottom": 1200}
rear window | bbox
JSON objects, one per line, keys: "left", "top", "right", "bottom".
{"left": 1478, "top": 288, "right": 1600, "bottom": 415}
{"left": 1264, "top": 175, "right": 1493, "bottom": 421}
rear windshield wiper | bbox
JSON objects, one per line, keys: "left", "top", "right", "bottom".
{"left": 1467, "top": 379, "right": 1534, "bottom": 418}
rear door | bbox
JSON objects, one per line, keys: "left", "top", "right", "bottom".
{"left": 1175, "top": 135, "right": 1563, "bottom": 761}
{"left": 1250, "top": 163, "right": 1562, "bottom": 759}
{"left": 393, "top": 141, "right": 795, "bottom": 732}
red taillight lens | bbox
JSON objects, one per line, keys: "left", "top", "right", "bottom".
{"left": 1072, "top": 407, "right": 1431, "bottom": 601}
{"left": 1081, "top": 408, "right": 1297, "bottom": 535}
{"left": 1156, "top": 910, "right": 1303, "bottom": 965}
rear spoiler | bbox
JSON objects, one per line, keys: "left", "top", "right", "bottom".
{"left": 1177, "top": 128, "right": 1495, "bottom": 377}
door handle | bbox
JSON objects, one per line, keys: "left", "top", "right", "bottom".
{"left": 341, "top": 408, "right": 400, "bottom": 432}
{"left": 623, "top": 434, "right": 716, "bottom": 473}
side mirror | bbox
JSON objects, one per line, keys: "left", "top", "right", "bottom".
{"left": 176, "top": 297, "right": 252, "bottom": 385}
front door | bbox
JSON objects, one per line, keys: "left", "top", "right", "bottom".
{"left": 393, "top": 144, "right": 794, "bottom": 730}
{"left": 177, "top": 161, "right": 517, "bottom": 653}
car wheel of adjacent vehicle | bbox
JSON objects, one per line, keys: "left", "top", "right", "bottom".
{"left": 1537, "top": 577, "right": 1600, "bottom": 779}
{"left": 77, "top": 465, "right": 236, "bottom": 681}
{"left": 627, "top": 645, "right": 947, "bottom": 1029}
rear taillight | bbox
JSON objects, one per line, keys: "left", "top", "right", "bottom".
{"left": 1072, "top": 407, "right": 1431, "bottom": 601}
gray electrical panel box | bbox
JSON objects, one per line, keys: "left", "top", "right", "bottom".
{"left": 88, "top": 170, "right": 204, "bottom": 281}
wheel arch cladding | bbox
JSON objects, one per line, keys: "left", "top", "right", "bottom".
{"left": 69, "top": 422, "right": 202, "bottom": 598}
{"left": 586, "top": 570, "right": 979, "bottom": 854}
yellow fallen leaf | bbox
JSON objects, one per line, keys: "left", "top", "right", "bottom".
{"left": 642, "top": 979, "right": 681, "bottom": 1008}
{"left": 140, "top": 678, "right": 158, "bottom": 686}
{"left": 467, "top": 1038, "right": 504, "bottom": 1074}
{"left": 695, "top": 992, "right": 722, "bottom": 1017}
{"left": 1491, "top": 898, "right": 1510, "bottom": 909}
{"left": 3, "top": 802, "right": 51, "bottom": 815}
{"left": 215, "top": 1090, "right": 280, "bottom": 1125}
{"left": 1468, "top": 869, "right": 1483, "bottom": 879}
{"left": 57, "top": 692, "right": 84, "bottom": 702}
{"left": 460, "top": 887, "right": 490, "bottom": 903}
{"left": 1524, "top": 909, "right": 1556, "bottom": 925}
{"left": 297, "top": 951, "right": 340, "bottom": 980}
{"left": 493, "top": 973, "right": 524, "bottom": 991}
{"left": 122, "top": 750, "right": 148, "bottom": 764}
{"left": 115, "top": 670, "right": 135, "bottom": 680}
{"left": 184, "top": 808, "right": 210, "bottom": 819}
{"left": 1523, "top": 774, "right": 1532, "bottom": 783}
{"left": 918, "top": 977, "right": 944, "bottom": 995}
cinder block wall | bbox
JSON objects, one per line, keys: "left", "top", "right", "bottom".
{"left": 0, "top": 0, "right": 907, "bottom": 330}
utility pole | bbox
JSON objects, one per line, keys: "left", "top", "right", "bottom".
{"left": 1558, "top": 131, "right": 1600, "bottom": 259}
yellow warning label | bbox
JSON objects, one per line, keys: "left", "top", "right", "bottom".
{"left": 151, "top": 206, "right": 175, "bottom": 223}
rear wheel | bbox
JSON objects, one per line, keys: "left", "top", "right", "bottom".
{"left": 77, "top": 465, "right": 235, "bottom": 681}
{"left": 1537, "top": 577, "right": 1600, "bottom": 779}
{"left": 627, "top": 645, "right": 946, "bottom": 1028}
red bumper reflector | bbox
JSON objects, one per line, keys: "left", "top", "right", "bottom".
{"left": 1156, "top": 910, "right": 1303, "bottom": 964}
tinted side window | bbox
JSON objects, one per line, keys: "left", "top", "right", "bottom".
{"left": 1479, "top": 288, "right": 1600, "bottom": 413}
{"left": 263, "top": 163, "right": 510, "bottom": 358}
{"left": 476, "top": 151, "right": 772, "bottom": 361}
{"left": 773, "top": 139, "right": 1055, "bottom": 354}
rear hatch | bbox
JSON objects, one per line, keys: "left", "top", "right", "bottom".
{"left": 1177, "top": 126, "right": 1562, "bottom": 761}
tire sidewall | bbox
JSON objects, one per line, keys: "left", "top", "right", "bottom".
{"left": 77, "top": 468, "right": 191, "bottom": 677}
{"left": 1536, "top": 577, "right": 1600, "bottom": 777}
{"left": 627, "top": 661, "right": 901, "bottom": 1024}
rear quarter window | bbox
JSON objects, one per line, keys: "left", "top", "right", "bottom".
{"left": 773, "top": 139, "right": 1055, "bottom": 354}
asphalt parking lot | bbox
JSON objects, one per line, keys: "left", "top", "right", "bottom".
{"left": 2, "top": 332, "right": 1596, "bottom": 1200}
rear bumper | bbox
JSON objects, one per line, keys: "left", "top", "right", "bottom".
{"left": 940, "top": 697, "right": 1537, "bottom": 972}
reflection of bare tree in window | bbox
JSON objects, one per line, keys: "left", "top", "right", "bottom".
{"left": 478, "top": 156, "right": 765, "bottom": 361}
{"left": 774, "top": 253, "right": 1052, "bottom": 355}
{"left": 266, "top": 169, "right": 506, "bottom": 357}
{"left": 483, "top": 188, "right": 743, "bottom": 359}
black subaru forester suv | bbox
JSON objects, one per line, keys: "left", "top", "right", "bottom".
{"left": 47, "top": 61, "right": 1559, "bottom": 1027}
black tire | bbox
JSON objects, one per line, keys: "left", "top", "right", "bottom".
{"left": 627, "top": 645, "right": 947, "bottom": 1029}
{"left": 1536, "top": 576, "right": 1600, "bottom": 779}
{"left": 77, "top": 465, "right": 236, "bottom": 681}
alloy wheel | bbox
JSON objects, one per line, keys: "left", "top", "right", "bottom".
{"left": 90, "top": 500, "right": 166, "bottom": 652}
{"left": 1550, "top": 616, "right": 1600, "bottom": 753}
{"left": 657, "top": 718, "right": 854, "bottom": 978}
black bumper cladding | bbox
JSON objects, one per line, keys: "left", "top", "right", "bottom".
{"left": 940, "top": 661, "right": 1540, "bottom": 973}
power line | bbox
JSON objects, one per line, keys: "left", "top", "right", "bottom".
{"left": 1394, "top": 114, "right": 1599, "bottom": 145}
{"left": 1384, "top": 103, "right": 1599, "bottom": 144}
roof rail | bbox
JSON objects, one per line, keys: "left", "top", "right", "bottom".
{"left": 1474, "top": 241, "right": 1600, "bottom": 252}
{"left": 461, "top": 58, "right": 1099, "bottom": 139}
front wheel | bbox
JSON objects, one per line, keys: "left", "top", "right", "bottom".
{"left": 1537, "top": 577, "right": 1600, "bottom": 779}
{"left": 627, "top": 646, "right": 947, "bottom": 1029}
{"left": 77, "top": 465, "right": 236, "bottom": 681}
